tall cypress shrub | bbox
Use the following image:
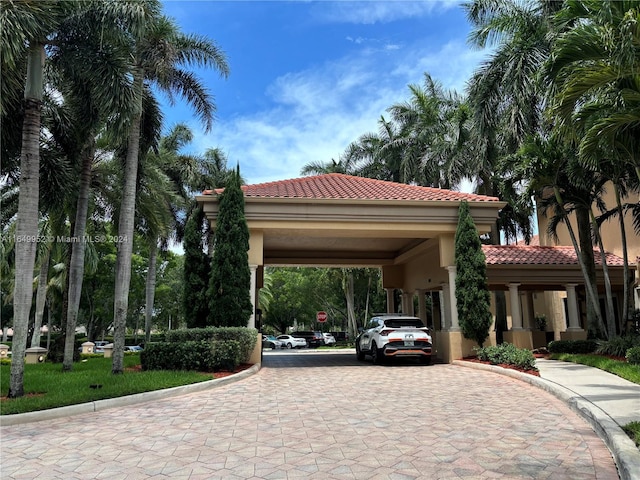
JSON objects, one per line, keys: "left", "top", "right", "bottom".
{"left": 454, "top": 201, "right": 493, "bottom": 347}
{"left": 208, "top": 168, "right": 252, "bottom": 326}
{"left": 183, "top": 205, "right": 211, "bottom": 328}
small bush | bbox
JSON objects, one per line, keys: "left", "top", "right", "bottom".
{"left": 211, "top": 340, "right": 241, "bottom": 371}
{"left": 141, "top": 341, "right": 214, "bottom": 372}
{"left": 597, "top": 335, "right": 640, "bottom": 357}
{"left": 165, "top": 327, "right": 257, "bottom": 362}
{"left": 0, "top": 358, "right": 11, "bottom": 366}
{"left": 474, "top": 343, "right": 537, "bottom": 371}
{"left": 626, "top": 346, "right": 640, "bottom": 365}
{"left": 141, "top": 339, "right": 245, "bottom": 372}
{"left": 548, "top": 339, "right": 598, "bottom": 354}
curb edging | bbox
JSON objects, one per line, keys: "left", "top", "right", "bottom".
{"left": 453, "top": 360, "right": 640, "bottom": 480}
{"left": 0, "top": 363, "right": 261, "bottom": 427}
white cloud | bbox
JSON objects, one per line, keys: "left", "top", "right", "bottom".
{"left": 188, "top": 35, "right": 488, "bottom": 186}
{"left": 314, "top": 0, "right": 459, "bottom": 25}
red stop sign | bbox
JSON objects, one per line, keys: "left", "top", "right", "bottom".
{"left": 316, "top": 311, "right": 327, "bottom": 322}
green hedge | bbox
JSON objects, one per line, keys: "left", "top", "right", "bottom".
{"left": 141, "top": 340, "right": 242, "bottom": 372}
{"left": 596, "top": 335, "right": 640, "bottom": 357}
{"left": 165, "top": 327, "right": 257, "bottom": 363}
{"left": 548, "top": 339, "right": 598, "bottom": 354}
{"left": 474, "top": 343, "right": 537, "bottom": 371}
{"left": 626, "top": 346, "right": 640, "bottom": 365}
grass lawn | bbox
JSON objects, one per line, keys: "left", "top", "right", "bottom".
{"left": 623, "top": 422, "right": 640, "bottom": 447}
{"left": 0, "top": 355, "right": 213, "bottom": 415}
{"left": 549, "top": 353, "right": 640, "bottom": 448}
{"left": 549, "top": 353, "right": 640, "bottom": 385}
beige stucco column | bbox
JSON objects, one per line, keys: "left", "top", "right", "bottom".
{"left": 439, "top": 286, "right": 450, "bottom": 330}
{"left": 446, "top": 266, "right": 459, "bottom": 330}
{"left": 248, "top": 264, "right": 258, "bottom": 329}
{"left": 560, "top": 284, "right": 587, "bottom": 341}
{"left": 401, "top": 291, "right": 414, "bottom": 316}
{"left": 565, "top": 284, "right": 581, "bottom": 330}
{"left": 508, "top": 283, "right": 523, "bottom": 330}
{"left": 417, "top": 289, "right": 427, "bottom": 326}
{"left": 503, "top": 283, "right": 533, "bottom": 348}
{"left": 385, "top": 288, "right": 395, "bottom": 314}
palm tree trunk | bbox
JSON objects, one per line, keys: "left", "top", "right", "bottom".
{"left": 46, "top": 297, "right": 52, "bottom": 351}
{"left": 144, "top": 238, "right": 158, "bottom": 342}
{"left": 30, "top": 246, "right": 50, "bottom": 348}
{"left": 112, "top": 69, "right": 143, "bottom": 374}
{"left": 343, "top": 270, "right": 357, "bottom": 339}
{"left": 576, "top": 206, "right": 606, "bottom": 336}
{"left": 554, "top": 187, "right": 605, "bottom": 335}
{"left": 63, "top": 145, "right": 95, "bottom": 371}
{"left": 614, "top": 185, "right": 632, "bottom": 329}
{"left": 590, "top": 210, "right": 615, "bottom": 339}
{"left": 9, "top": 42, "right": 45, "bottom": 399}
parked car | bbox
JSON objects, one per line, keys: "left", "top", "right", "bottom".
{"left": 322, "top": 333, "right": 336, "bottom": 346}
{"left": 276, "top": 334, "right": 307, "bottom": 349}
{"left": 356, "top": 315, "right": 432, "bottom": 364}
{"left": 94, "top": 341, "right": 109, "bottom": 354}
{"left": 290, "top": 331, "right": 324, "bottom": 348}
{"left": 262, "top": 335, "right": 283, "bottom": 350}
{"left": 124, "top": 345, "right": 143, "bottom": 352}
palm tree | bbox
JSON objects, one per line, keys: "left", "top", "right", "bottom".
{"left": 0, "top": 0, "right": 150, "bottom": 398}
{"left": 111, "top": 14, "right": 229, "bottom": 374}
{"left": 547, "top": 0, "right": 640, "bottom": 180}
{"left": 547, "top": 0, "right": 640, "bottom": 326}
{"left": 387, "top": 73, "right": 470, "bottom": 189}
{"left": 515, "top": 134, "right": 608, "bottom": 336}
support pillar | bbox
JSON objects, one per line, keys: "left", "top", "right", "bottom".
{"left": 503, "top": 283, "right": 532, "bottom": 349}
{"left": 561, "top": 284, "right": 587, "bottom": 341}
{"left": 248, "top": 265, "right": 257, "bottom": 329}
{"left": 508, "top": 283, "right": 523, "bottom": 330}
{"left": 446, "top": 266, "right": 459, "bottom": 330}
{"left": 417, "top": 289, "right": 427, "bottom": 326}
{"left": 385, "top": 288, "right": 395, "bottom": 314}
{"left": 440, "top": 284, "right": 451, "bottom": 331}
{"left": 401, "top": 291, "right": 414, "bottom": 316}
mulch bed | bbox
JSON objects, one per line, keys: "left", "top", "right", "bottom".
{"left": 213, "top": 363, "right": 253, "bottom": 378}
{"left": 461, "top": 357, "right": 541, "bottom": 377}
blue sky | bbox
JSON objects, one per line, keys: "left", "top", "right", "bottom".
{"left": 161, "top": 0, "right": 489, "bottom": 187}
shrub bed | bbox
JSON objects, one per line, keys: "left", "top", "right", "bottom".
{"left": 474, "top": 343, "right": 537, "bottom": 371}
{"left": 627, "top": 346, "right": 640, "bottom": 365}
{"left": 547, "top": 339, "right": 598, "bottom": 354}
{"left": 165, "top": 327, "right": 257, "bottom": 363}
{"left": 596, "top": 334, "right": 640, "bottom": 357}
{"left": 140, "top": 339, "right": 244, "bottom": 372}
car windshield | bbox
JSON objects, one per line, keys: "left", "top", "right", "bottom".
{"left": 383, "top": 318, "right": 424, "bottom": 328}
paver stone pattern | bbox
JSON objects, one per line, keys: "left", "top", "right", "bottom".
{"left": 0, "top": 352, "right": 619, "bottom": 479}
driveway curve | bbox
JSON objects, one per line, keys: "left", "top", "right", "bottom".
{"left": 1, "top": 351, "right": 619, "bottom": 479}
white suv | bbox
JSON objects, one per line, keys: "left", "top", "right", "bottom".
{"left": 356, "top": 315, "right": 432, "bottom": 364}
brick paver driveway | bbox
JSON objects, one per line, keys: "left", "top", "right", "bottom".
{"left": 1, "top": 350, "right": 618, "bottom": 479}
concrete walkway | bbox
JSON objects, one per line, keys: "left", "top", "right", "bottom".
{"left": 1, "top": 350, "right": 633, "bottom": 479}
{"left": 454, "top": 357, "right": 640, "bottom": 480}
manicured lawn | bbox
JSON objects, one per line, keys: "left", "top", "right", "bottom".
{"left": 549, "top": 353, "right": 640, "bottom": 385}
{"left": 623, "top": 422, "right": 640, "bottom": 447}
{"left": 0, "top": 355, "right": 213, "bottom": 415}
{"left": 549, "top": 353, "right": 640, "bottom": 448}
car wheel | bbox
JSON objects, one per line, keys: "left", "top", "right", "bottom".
{"left": 286, "top": 342, "right": 292, "bottom": 349}
{"left": 371, "top": 342, "right": 384, "bottom": 365}
{"left": 355, "top": 343, "right": 365, "bottom": 361}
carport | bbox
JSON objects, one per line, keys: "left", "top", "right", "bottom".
{"left": 197, "top": 173, "right": 630, "bottom": 363}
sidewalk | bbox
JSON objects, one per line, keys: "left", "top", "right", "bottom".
{"left": 455, "top": 358, "right": 640, "bottom": 480}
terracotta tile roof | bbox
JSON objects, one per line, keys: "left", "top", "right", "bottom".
{"left": 204, "top": 174, "right": 500, "bottom": 202}
{"left": 483, "top": 245, "right": 627, "bottom": 267}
